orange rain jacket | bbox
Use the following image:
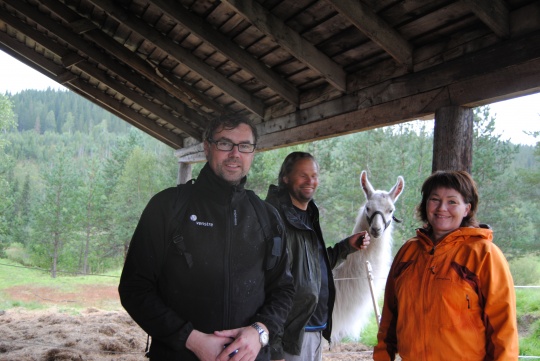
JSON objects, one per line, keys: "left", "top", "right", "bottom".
{"left": 373, "top": 226, "right": 519, "bottom": 361}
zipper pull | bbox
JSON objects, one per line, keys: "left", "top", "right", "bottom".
{"left": 466, "top": 294, "right": 470, "bottom": 309}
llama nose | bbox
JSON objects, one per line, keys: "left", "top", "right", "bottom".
{"left": 371, "top": 227, "right": 382, "bottom": 237}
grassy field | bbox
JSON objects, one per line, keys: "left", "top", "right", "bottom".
{"left": 0, "top": 258, "right": 121, "bottom": 311}
{"left": 1, "top": 258, "right": 539, "bottom": 356}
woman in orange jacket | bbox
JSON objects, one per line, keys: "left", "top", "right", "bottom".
{"left": 373, "top": 170, "right": 518, "bottom": 361}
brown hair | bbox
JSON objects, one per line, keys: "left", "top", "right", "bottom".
{"left": 416, "top": 170, "right": 479, "bottom": 228}
{"left": 203, "top": 114, "right": 258, "bottom": 144}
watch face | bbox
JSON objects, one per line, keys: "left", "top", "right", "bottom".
{"left": 261, "top": 332, "right": 269, "bottom": 346}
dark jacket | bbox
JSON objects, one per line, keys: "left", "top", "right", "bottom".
{"left": 119, "top": 164, "right": 294, "bottom": 361}
{"left": 265, "top": 185, "right": 355, "bottom": 358}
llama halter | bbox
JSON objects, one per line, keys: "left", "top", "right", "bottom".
{"left": 365, "top": 211, "right": 402, "bottom": 231}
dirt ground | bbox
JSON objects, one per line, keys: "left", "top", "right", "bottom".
{"left": 0, "top": 284, "right": 373, "bottom": 361}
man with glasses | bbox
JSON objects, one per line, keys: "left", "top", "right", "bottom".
{"left": 119, "top": 115, "right": 294, "bottom": 361}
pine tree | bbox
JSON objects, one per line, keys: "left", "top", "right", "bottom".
{"left": 32, "top": 146, "right": 80, "bottom": 277}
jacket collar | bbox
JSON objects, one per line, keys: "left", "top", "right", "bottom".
{"left": 416, "top": 226, "right": 493, "bottom": 254}
{"left": 195, "top": 163, "right": 247, "bottom": 205}
{"left": 266, "top": 184, "right": 319, "bottom": 230}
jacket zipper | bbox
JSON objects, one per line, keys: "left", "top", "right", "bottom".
{"left": 421, "top": 248, "right": 436, "bottom": 360}
{"left": 223, "top": 194, "right": 234, "bottom": 328}
{"left": 305, "top": 241, "right": 312, "bottom": 281}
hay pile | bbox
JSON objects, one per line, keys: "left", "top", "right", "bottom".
{"left": 0, "top": 307, "right": 373, "bottom": 361}
{"left": 0, "top": 308, "right": 147, "bottom": 361}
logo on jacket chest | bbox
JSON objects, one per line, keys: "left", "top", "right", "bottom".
{"left": 189, "top": 214, "right": 214, "bottom": 227}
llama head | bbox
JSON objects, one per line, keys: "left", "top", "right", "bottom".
{"left": 359, "top": 170, "right": 405, "bottom": 238}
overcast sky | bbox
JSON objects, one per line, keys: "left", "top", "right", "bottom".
{"left": 1, "top": 50, "right": 539, "bottom": 145}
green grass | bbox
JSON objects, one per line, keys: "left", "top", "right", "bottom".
{"left": 516, "top": 288, "right": 540, "bottom": 356}
{"left": 0, "top": 258, "right": 121, "bottom": 311}
{"left": 358, "top": 315, "right": 379, "bottom": 346}
{"left": 0, "top": 258, "right": 120, "bottom": 287}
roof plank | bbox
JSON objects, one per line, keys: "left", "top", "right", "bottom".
{"left": 326, "top": 0, "right": 413, "bottom": 70}
{"left": 460, "top": 0, "right": 510, "bottom": 38}
{"left": 149, "top": 0, "right": 299, "bottom": 106}
{"left": 223, "top": 0, "right": 347, "bottom": 92}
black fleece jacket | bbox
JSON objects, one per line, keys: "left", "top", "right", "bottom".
{"left": 119, "top": 164, "right": 294, "bottom": 360}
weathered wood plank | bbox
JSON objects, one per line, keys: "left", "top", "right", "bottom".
{"left": 327, "top": 0, "right": 413, "bottom": 69}
{"left": 461, "top": 0, "right": 510, "bottom": 38}
{"left": 223, "top": 0, "right": 347, "bottom": 92}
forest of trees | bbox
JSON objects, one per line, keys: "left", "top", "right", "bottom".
{"left": 0, "top": 89, "right": 539, "bottom": 281}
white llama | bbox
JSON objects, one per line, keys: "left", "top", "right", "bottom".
{"left": 331, "top": 170, "right": 404, "bottom": 343}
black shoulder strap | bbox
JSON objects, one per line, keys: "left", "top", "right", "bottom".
{"left": 246, "top": 190, "right": 282, "bottom": 270}
{"left": 246, "top": 190, "right": 272, "bottom": 241}
{"left": 170, "top": 180, "right": 195, "bottom": 268}
{"left": 148, "top": 180, "right": 195, "bottom": 357}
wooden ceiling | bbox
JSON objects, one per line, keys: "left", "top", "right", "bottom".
{"left": 1, "top": 0, "right": 540, "bottom": 162}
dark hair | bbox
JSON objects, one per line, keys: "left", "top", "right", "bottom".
{"left": 416, "top": 170, "right": 479, "bottom": 228}
{"left": 277, "top": 152, "right": 318, "bottom": 190}
{"left": 203, "top": 114, "right": 258, "bottom": 144}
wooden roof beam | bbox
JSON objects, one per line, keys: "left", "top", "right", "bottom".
{"left": 2, "top": 0, "right": 202, "bottom": 117}
{"left": 0, "top": 35, "right": 182, "bottom": 148}
{"left": 76, "top": 61, "right": 205, "bottom": 141}
{"left": 149, "top": 0, "right": 299, "bottom": 107}
{"left": 83, "top": 0, "right": 266, "bottom": 118}
{"left": 223, "top": 0, "right": 347, "bottom": 93}
{"left": 257, "top": 31, "right": 540, "bottom": 148}
{"left": 327, "top": 0, "right": 413, "bottom": 70}
{"left": 0, "top": 5, "right": 203, "bottom": 139}
{"left": 69, "top": 78, "right": 185, "bottom": 149}
{"left": 35, "top": 0, "right": 230, "bottom": 117}
{"left": 460, "top": 0, "right": 510, "bottom": 38}
{"left": 0, "top": 33, "right": 71, "bottom": 82}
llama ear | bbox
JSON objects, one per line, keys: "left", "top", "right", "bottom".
{"left": 389, "top": 176, "right": 405, "bottom": 201}
{"left": 360, "top": 170, "right": 374, "bottom": 197}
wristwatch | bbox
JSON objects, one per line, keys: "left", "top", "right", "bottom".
{"left": 251, "top": 322, "right": 269, "bottom": 347}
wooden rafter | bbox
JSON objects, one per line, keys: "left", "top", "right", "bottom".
{"left": 1, "top": 0, "right": 539, "bottom": 156}
{"left": 83, "top": 0, "right": 267, "bottom": 117}
{"left": 0, "top": 34, "right": 184, "bottom": 148}
{"left": 326, "top": 0, "right": 413, "bottom": 70}
{"left": 460, "top": 0, "right": 510, "bottom": 38}
{"left": 0, "top": 6, "right": 203, "bottom": 139}
{"left": 149, "top": 0, "right": 299, "bottom": 107}
{"left": 36, "top": 0, "right": 230, "bottom": 117}
{"left": 69, "top": 78, "right": 185, "bottom": 148}
{"left": 222, "top": 0, "right": 347, "bottom": 92}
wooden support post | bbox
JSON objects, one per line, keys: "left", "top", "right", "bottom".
{"left": 177, "top": 162, "right": 192, "bottom": 185}
{"left": 432, "top": 106, "right": 473, "bottom": 173}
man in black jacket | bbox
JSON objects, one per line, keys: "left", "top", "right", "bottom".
{"left": 119, "top": 116, "right": 294, "bottom": 361}
{"left": 265, "top": 152, "right": 370, "bottom": 361}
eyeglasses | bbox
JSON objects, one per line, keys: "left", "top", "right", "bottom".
{"left": 208, "top": 139, "right": 256, "bottom": 153}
